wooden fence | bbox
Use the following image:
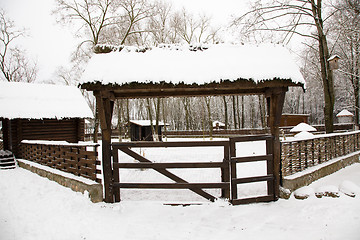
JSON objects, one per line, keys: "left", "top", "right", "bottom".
{"left": 18, "top": 141, "right": 101, "bottom": 183}
{"left": 281, "top": 131, "right": 360, "bottom": 177}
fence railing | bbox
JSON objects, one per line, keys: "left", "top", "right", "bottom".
{"left": 281, "top": 131, "right": 360, "bottom": 177}
{"left": 18, "top": 140, "right": 101, "bottom": 183}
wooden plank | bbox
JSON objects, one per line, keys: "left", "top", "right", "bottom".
{"left": 221, "top": 142, "right": 230, "bottom": 199}
{"left": 230, "top": 135, "right": 273, "bottom": 143}
{"left": 231, "top": 154, "right": 272, "bottom": 163}
{"left": 113, "top": 162, "right": 226, "bottom": 169}
{"left": 112, "top": 141, "right": 228, "bottom": 148}
{"left": 229, "top": 139, "right": 237, "bottom": 201}
{"left": 232, "top": 174, "right": 273, "bottom": 185}
{"left": 113, "top": 182, "right": 229, "bottom": 189}
{"left": 231, "top": 195, "right": 275, "bottom": 205}
{"left": 112, "top": 148, "right": 120, "bottom": 202}
{"left": 119, "top": 147, "right": 218, "bottom": 201}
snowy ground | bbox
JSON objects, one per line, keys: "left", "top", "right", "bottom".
{"left": 1, "top": 138, "right": 360, "bottom": 239}
{"left": 1, "top": 164, "right": 360, "bottom": 240}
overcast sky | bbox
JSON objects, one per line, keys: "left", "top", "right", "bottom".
{"left": 0, "top": 0, "right": 248, "bottom": 83}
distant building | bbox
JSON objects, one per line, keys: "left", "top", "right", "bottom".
{"left": 280, "top": 114, "right": 310, "bottom": 127}
{"left": 213, "top": 121, "right": 226, "bottom": 130}
{"left": 0, "top": 82, "right": 93, "bottom": 157}
{"left": 336, "top": 110, "right": 354, "bottom": 124}
{"left": 129, "top": 120, "right": 166, "bottom": 141}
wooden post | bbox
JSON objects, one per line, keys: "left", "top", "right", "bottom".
{"left": 221, "top": 142, "right": 230, "bottom": 199}
{"left": 266, "top": 87, "right": 287, "bottom": 200}
{"left": 96, "top": 91, "right": 115, "bottom": 203}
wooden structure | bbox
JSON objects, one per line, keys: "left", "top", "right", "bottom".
{"left": 19, "top": 141, "right": 101, "bottom": 182}
{"left": 280, "top": 114, "right": 310, "bottom": 127}
{"left": 80, "top": 44, "right": 305, "bottom": 203}
{"left": 213, "top": 121, "right": 226, "bottom": 130}
{"left": 336, "top": 109, "right": 354, "bottom": 124}
{"left": 281, "top": 131, "right": 360, "bottom": 177}
{"left": 129, "top": 120, "right": 165, "bottom": 141}
{"left": 328, "top": 55, "right": 341, "bottom": 70}
{"left": 1, "top": 118, "right": 85, "bottom": 157}
{"left": 0, "top": 82, "right": 93, "bottom": 157}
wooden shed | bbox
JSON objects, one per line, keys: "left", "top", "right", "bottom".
{"left": 0, "top": 82, "right": 93, "bottom": 157}
{"left": 280, "top": 114, "right": 310, "bottom": 127}
{"left": 129, "top": 120, "right": 165, "bottom": 141}
{"left": 80, "top": 44, "right": 305, "bottom": 203}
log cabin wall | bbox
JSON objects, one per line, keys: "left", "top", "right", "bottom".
{"left": 1, "top": 118, "right": 85, "bottom": 157}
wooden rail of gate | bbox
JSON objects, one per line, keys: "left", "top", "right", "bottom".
{"left": 111, "top": 141, "right": 231, "bottom": 202}
{"left": 229, "top": 135, "right": 275, "bottom": 205}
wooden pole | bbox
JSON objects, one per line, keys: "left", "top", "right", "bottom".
{"left": 266, "top": 87, "right": 287, "bottom": 200}
{"left": 96, "top": 91, "right": 115, "bottom": 203}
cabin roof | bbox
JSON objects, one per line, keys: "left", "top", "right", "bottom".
{"left": 0, "top": 82, "right": 93, "bottom": 120}
{"left": 129, "top": 120, "right": 166, "bottom": 127}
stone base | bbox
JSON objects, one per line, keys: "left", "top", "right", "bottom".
{"left": 282, "top": 151, "right": 360, "bottom": 192}
{"left": 18, "top": 160, "right": 103, "bottom": 203}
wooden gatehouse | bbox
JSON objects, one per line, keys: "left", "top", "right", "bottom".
{"left": 80, "top": 44, "right": 305, "bottom": 204}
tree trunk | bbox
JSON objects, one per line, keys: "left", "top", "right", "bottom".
{"left": 222, "top": 96, "right": 228, "bottom": 129}
{"left": 241, "top": 96, "right": 245, "bottom": 129}
{"left": 232, "top": 96, "right": 237, "bottom": 129}
{"left": 311, "top": 0, "right": 335, "bottom": 133}
{"left": 204, "top": 97, "right": 213, "bottom": 139}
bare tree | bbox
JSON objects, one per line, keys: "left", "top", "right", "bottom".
{"left": 147, "top": 1, "right": 174, "bottom": 44}
{"left": 233, "top": 0, "right": 337, "bottom": 133}
{"left": 332, "top": 0, "right": 360, "bottom": 127}
{"left": 174, "top": 8, "right": 221, "bottom": 44}
{"left": 0, "top": 9, "right": 37, "bottom": 82}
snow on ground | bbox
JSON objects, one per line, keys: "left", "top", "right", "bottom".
{"left": 1, "top": 164, "right": 360, "bottom": 240}
{"left": 1, "top": 137, "right": 360, "bottom": 240}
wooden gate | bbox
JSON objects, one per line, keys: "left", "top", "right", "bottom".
{"left": 110, "top": 136, "right": 275, "bottom": 204}
{"left": 229, "top": 135, "right": 275, "bottom": 205}
{"left": 111, "top": 141, "right": 231, "bottom": 202}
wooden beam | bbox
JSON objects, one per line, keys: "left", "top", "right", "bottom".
{"left": 266, "top": 87, "right": 287, "bottom": 200}
{"left": 97, "top": 94, "right": 115, "bottom": 203}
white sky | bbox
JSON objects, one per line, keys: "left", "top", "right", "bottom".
{"left": 0, "top": 0, "right": 249, "bottom": 83}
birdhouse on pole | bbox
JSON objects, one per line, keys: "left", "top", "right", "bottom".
{"left": 328, "top": 55, "right": 341, "bottom": 70}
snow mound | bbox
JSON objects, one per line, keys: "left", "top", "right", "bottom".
{"left": 294, "top": 131, "right": 314, "bottom": 140}
{"left": 339, "top": 181, "right": 359, "bottom": 197}
{"left": 315, "top": 185, "right": 340, "bottom": 198}
{"left": 294, "top": 186, "right": 314, "bottom": 199}
{"left": 290, "top": 123, "right": 317, "bottom": 133}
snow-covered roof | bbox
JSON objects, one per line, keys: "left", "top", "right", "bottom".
{"left": 336, "top": 109, "right": 353, "bottom": 117}
{"left": 294, "top": 131, "right": 315, "bottom": 140}
{"left": 213, "top": 121, "right": 225, "bottom": 127}
{"left": 80, "top": 44, "right": 305, "bottom": 87}
{"left": 129, "top": 120, "right": 166, "bottom": 127}
{"left": 290, "top": 123, "right": 317, "bottom": 132}
{"left": 0, "top": 82, "right": 93, "bottom": 120}
{"left": 328, "top": 55, "right": 341, "bottom": 61}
